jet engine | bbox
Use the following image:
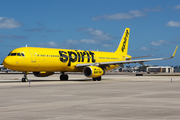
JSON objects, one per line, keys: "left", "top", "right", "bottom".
{"left": 84, "top": 66, "right": 104, "bottom": 78}
{"left": 33, "top": 71, "right": 54, "bottom": 77}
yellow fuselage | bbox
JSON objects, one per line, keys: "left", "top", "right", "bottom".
{"left": 3, "top": 47, "right": 126, "bottom": 72}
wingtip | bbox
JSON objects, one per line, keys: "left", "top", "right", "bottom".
{"left": 172, "top": 45, "right": 178, "bottom": 58}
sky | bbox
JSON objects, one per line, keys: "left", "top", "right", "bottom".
{"left": 0, "top": 0, "right": 180, "bottom": 66}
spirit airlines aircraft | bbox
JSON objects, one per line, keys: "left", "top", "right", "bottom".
{"left": 3, "top": 28, "right": 178, "bottom": 82}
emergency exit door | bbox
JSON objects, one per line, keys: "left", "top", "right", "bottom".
{"left": 29, "top": 49, "right": 36, "bottom": 62}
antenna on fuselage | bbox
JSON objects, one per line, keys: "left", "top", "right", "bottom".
{"left": 25, "top": 44, "right": 28, "bottom": 47}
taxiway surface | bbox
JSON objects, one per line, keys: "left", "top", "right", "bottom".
{"left": 0, "top": 73, "right": 180, "bottom": 120}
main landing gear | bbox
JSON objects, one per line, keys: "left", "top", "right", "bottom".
{"left": 22, "top": 72, "right": 28, "bottom": 82}
{"left": 60, "top": 72, "right": 69, "bottom": 81}
{"left": 92, "top": 76, "right": 101, "bottom": 81}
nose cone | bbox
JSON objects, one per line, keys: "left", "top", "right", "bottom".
{"left": 3, "top": 57, "right": 14, "bottom": 69}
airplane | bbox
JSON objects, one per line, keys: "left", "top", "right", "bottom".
{"left": 3, "top": 28, "right": 178, "bottom": 82}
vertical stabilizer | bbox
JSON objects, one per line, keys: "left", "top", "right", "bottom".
{"left": 115, "top": 28, "right": 130, "bottom": 55}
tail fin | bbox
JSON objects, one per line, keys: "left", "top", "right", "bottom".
{"left": 115, "top": 28, "right": 130, "bottom": 55}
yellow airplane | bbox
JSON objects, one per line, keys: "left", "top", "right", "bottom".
{"left": 3, "top": 28, "right": 178, "bottom": 82}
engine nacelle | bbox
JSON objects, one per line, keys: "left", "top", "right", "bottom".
{"left": 33, "top": 71, "right": 54, "bottom": 77}
{"left": 84, "top": 66, "right": 104, "bottom": 78}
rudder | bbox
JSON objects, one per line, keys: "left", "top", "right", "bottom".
{"left": 115, "top": 28, "right": 130, "bottom": 55}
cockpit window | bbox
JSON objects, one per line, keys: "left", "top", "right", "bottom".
{"left": 17, "top": 53, "right": 21, "bottom": 56}
{"left": 8, "top": 53, "right": 11, "bottom": 56}
{"left": 8, "top": 53, "right": 25, "bottom": 57}
{"left": 11, "top": 53, "right": 17, "bottom": 56}
{"left": 21, "top": 53, "right": 25, "bottom": 56}
{"left": 8, "top": 52, "right": 25, "bottom": 57}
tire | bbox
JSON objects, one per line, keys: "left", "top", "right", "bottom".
{"left": 22, "top": 78, "right": 25, "bottom": 82}
{"left": 64, "top": 75, "right": 68, "bottom": 81}
{"left": 60, "top": 75, "right": 64, "bottom": 80}
{"left": 97, "top": 76, "right": 101, "bottom": 81}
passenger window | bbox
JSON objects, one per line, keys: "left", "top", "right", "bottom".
{"left": 21, "top": 53, "right": 25, "bottom": 56}
{"left": 17, "top": 53, "right": 21, "bottom": 56}
{"left": 11, "top": 53, "right": 17, "bottom": 56}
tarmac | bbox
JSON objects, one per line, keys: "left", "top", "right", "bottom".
{"left": 1, "top": 72, "right": 180, "bottom": 120}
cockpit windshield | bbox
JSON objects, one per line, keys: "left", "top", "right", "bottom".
{"left": 8, "top": 53, "right": 25, "bottom": 57}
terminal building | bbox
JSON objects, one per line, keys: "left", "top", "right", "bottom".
{"left": 119, "top": 66, "right": 174, "bottom": 73}
{"left": 146, "top": 66, "right": 174, "bottom": 73}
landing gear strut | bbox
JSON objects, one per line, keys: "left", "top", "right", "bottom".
{"left": 60, "top": 72, "right": 69, "bottom": 81}
{"left": 22, "top": 72, "right": 28, "bottom": 82}
{"left": 92, "top": 76, "right": 101, "bottom": 81}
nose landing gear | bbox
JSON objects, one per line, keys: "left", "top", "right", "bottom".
{"left": 22, "top": 72, "right": 28, "bottom": 82}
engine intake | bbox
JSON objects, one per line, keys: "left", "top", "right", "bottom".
{"left": 84, "top": 66, "right": 104, "bottom": 78}
{"left": 33, "top": 71, "right": 54, "bottom": 77}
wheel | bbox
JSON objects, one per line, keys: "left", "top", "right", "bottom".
{"left": 60, "top": 75, "right": 64, "bottom": 80}
{"left": 60, "top": 74, "right": 69, "bottom": 81}
{"left": 22, "top": 72, "right": 28, "bottom": 82}
{"left": 22, "top": 78, "right": 27, "bottom": 82}
{"left": 93, "top": 76, "right": 101, "bottom": 81}
{"left": 64, "top": 74, "right": 68, "bottom": 81}
{"left": 22, "top": 78, "right": 25, "bottom": 82}
{"left": 97, "top": 76, "right": 101, "bottom": 81}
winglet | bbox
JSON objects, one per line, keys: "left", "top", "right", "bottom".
{"left": 171, "top": 45, "right": 178, "bottom": 58}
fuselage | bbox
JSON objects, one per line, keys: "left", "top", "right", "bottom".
{"left": 3, "top": 47, "right": 126, "bottom": 72}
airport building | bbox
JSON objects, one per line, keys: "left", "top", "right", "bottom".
{"left": 119, "top": 66, "right": 175, "bottom": 73}
{"left": 0, "top": 65, "right": 4, "bottom": 71}
{"left": 146, "top": 66, "right": 174, "bottom": 73}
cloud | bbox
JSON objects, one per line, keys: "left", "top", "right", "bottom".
{"left": 26, "top": 27, "right": 62, "bottom": 33}
{"left": 151, "top": 40, "right": 169, "bottom": 46}
{"left": 0, "top": 17, "right": 23, "bottom": 29}
{"left": 0, "top": 35, "right": 26, "bottom": 40}
{"left": 174, "top": 5, "right": 180, "bottom": 9}
{"left": 36, "top": 22, "right": 43, "bottom": 27}
{"left": 26, "top": 22, "right": 62, "bottom": 32}
{"left": 174, "top": 36, "right": 180, "bottom": 40}
{"left": 36, "top": 41, "right": 59, "bottom": 47}
{"left": 92, "top": 10, "right": 146, "bottom": 20}
{"left": 166, "top": 21, "right": 180, "bottom": 27}
{"left": 47, "top": 41, "right": 58, "bottom": 47}
{"left": 102, "top": 44, "right": 112, "bottom": 47}
{"left": 144, "top": 6, "right": 163, "bottom": 12}
{"left": 35, "top": 27, "right": 116, "bottom": 49}
{"left": 25, "top": 27, "right": 46, "bottom": 32}
{"left": 77, "top": 28, "right": 115, "bottom": 40}
{"left": 66, "top": 39, "right": 98, "bottom": 44}
{"left": 66, "top": 39, "right": 79, "bottom": 44}
{"left": 80, "top": 39, "right": 98, "bottom": 44}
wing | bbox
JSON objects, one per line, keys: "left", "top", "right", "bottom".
{"left": 126, "top": 55, "right": 153, "bottom": 60}
{"left": 76, "top": 46, "right": 178, "bottom": 68}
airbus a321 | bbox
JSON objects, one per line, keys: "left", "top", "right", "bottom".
{"left": 3, "top": 28, "right": 178, "bottom": 82}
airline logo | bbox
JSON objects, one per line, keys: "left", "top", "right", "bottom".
{"left": 121, "top": 30, "right": 129, "bottom": 52}
{"left": 59, "top": 50, "right": 96, "bottom": 66}
{"left": 94, "top": 68, "right": 102, "bottom": 74}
